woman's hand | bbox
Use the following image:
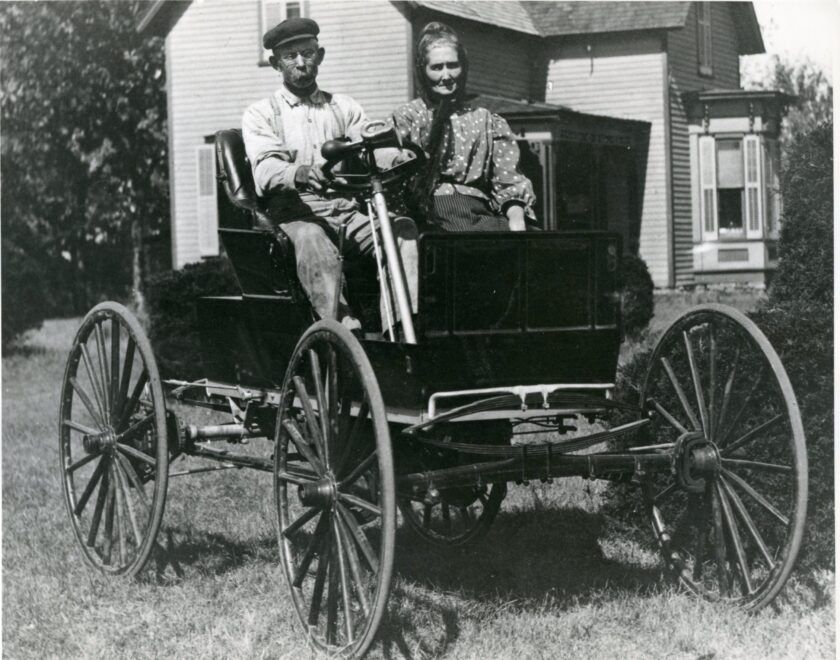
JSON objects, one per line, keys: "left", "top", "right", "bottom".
{"left": 506, "top": 204, "right": 527, "bottom": 231}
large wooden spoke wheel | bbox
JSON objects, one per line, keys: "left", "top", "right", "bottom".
{"left": 274, "top": 320, "right": 396, "bottom": 658}
{"left": 641, "top": 304, "right": 807, "bottom": 610}
{"left": 399, "top": 481, "right": 505, "bottom": 547}
{"left": 59, "top": 302, "right": 169, "bottom": 576}
{"left": 398, "top": 422, "right": 508, "bottom": 547}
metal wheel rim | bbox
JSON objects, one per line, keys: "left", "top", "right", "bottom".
{"left": 640, "top": 304, "right": 807, "bottom": 610}
{"left": 274, "top": 320, "right": 395, "bottom": 658}
{"left": 58, "top": 302, "right": 169, "bottom": 576}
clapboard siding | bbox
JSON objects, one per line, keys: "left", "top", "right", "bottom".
{"left": 545, "top": 32, "right": 671, "bottom": 287}
{"left": 667, "top": 3, "right": 743, "bottom": 285}
{"left": 168, "top": 0, "right": 410, "bottom": 267}
{"left": 412, "top": 11, "right": 537, "bottom": 100}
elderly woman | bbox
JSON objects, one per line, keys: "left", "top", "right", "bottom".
{"left": 391, "top": 22, "right": 536, "bottom": 232}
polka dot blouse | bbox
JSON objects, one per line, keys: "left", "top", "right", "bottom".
{"left": 392, "top": 98, "right": 536, "bottom": 213}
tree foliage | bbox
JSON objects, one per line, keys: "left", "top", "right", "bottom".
{"left": 1, "top": 1, "right": 169, "bottom": 324}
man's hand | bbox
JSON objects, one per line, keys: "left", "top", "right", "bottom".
{"left": 295, "top": 163, "right": 329, "bottom": 192}
{"left": 506, "top": 204, "right": 527, "bottom": 232}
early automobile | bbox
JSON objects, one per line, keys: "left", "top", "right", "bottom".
{"left": 59, "top": 121, "right": 807, "bottom": 658}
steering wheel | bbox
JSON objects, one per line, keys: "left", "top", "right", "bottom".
{"left": 320, "top": 120, "right": 426, "bottom": 194}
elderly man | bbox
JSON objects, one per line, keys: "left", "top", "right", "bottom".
{"left": 242, "top": 17, "right": 416, "bottom": 333}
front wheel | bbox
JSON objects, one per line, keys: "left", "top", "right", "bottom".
{"left": 640, "top": 304, "right": 807, "bottom": 610}
{"left": 274, "top": 320, "right": 395, "bottom": 658}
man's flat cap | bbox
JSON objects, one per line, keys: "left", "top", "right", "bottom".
{"left": 263, "top": 17, "right": 320, "bottom": 50}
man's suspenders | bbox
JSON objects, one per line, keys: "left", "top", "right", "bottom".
{"left": 267, "top": 91, "right": 347, "bottom": 145}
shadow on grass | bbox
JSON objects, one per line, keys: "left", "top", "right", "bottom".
{"left": 378, "top": 506, "right": 665, "bottom": 656}
{"left": 145, "top": 527, "right": 277, "bottom": 583}
{"left": 2, "top": 344, "right": 48, "bottom": 358}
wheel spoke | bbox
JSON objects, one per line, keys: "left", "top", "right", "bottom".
{"left": 110, "top": 319, "right": 121, "bottom": 422}
{"left": 715, "top": 346, "right": 740, "bottom": 444}
{"left": 660, "top": 357, "right": 701, "bottom": 431}
{"left": 459, "top": 505, "right": 475, "bottom": 525}
{"left": 115, "top": 337, "right": 136, "bottom": 422}
{"left": 293, "top": 375, "right": 326, "bottom": 462}
{"left": 422, "top": 503, "right": 432, "bottom": 529}
{"left": 721, "top": 458, "right": 791, "bottom": 474}
{"left": 115, "top": 452, "right": 149, "bottom": 508}
{"left": 337, "top": 512, "right": 370, "bottom": 618}
{"left": 326, "top": 347, "right": 339, "bottom": 469}
{"left": 101, "top": 472, "right": 117, "bottom": 563}
{"left": 63, "top": 419, "right": 100, "bottom": 436}
{"left": 114, "top": 459, "right": 143, "bottom": 548}
{"left": 326, "top": 530, "right": 339, "bottom": 645}
{"left": 113, "top": 463, "right": 128, "bottom": 563}
{"left": 707, "top": 322, "right": 717, "bottom": 443}
{"left": 339, "top": 451, "right": 376, "bottom": 490}
{"left": 80, "top": 344, "right": 108, "bottom": 424}
{"left": 116, "top": 442, "right": 156, "bottom": 467}
{"left": 339, "top": 492, "right": 382, "bottom": 518}
{"left": 648, "top": 397, "right": 688, "bottom": 435}
{"left": 720, "top": 477, "right": 776, "bottom": 569}
{"left": 86, "top": 464, "right": 110, "bottom": 547}
{"left": 117, "top": 370, "right": 149, "bottom": 432}
{"left": 276, "top": 469, "right": 317, "bottom": 487}
{"left": 94, "top": 322, "right": 111, "bottom": 415}
{"left": 69, "top": 377, "right": 106, "bottom": 429}
{"left": 337, "top": 503, "right": 378, "bottom": 572}
{"left": 283, "top": 419, "right": 326, "bottom": 475}
{"left": 692, "top": 491, "right": 709, "bottom": 581}
{"left": 718, "top": 374, "right": 763, "bottom": 447}
{"left": 293, "top": 512, "right": 330, "bottom": 588}
{"left": 283, "top": 506, "right": 321, "bottom": 539}
{"left": 683, "top": 330, "right": 709, "bottom": 437}
{"left": 308, "top": 350, "right": 330, "bottom": 466}
{"left": 441, "top": 502, "right": 452, "bottom": 534}
{"left": 722, "top": 469, "right": 789, "bottom": 526}
{"left": 720, "top": 414, "right": 785, "bottom": 456}
{"left": 717, "top": 482, "right": 753, "bottom": 595}
{"left": 333, "top": 516, "right": 355, "bottom": 643}
{"left": 336, "top": 399, "right": 370, "bottom": 479}
{"left": 73, "top": 457, "right": 107, "bottom": 516}
{"left": 116, "top": 413, "right": 156, "bottom": 444}
{"left": 308, "top": 525, "right": 331, "bottom": 627}
{"left": 66, "top": 451, "right": 99, "bottom": 475}
{"left": 710, "top": 486, "right": 730, "bottom": 597}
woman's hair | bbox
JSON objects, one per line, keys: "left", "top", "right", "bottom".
{"left": 414, "top": 21, "right": 469, "bottom": 104}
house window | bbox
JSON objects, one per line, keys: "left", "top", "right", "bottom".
{"left": 698, "top": 134, "right": 766, "bottom": 241}
{"left": 259, "top": 1, "right": 305, "bottom": 66}
{"left": 697, "top": 2, "right": 713, "bottom": 77}
{"left": 196, "top": 144, "right": 219, "bottom": 256}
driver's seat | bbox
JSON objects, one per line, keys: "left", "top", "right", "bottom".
{"left": 214, "top": 129, "right": 304, "bottom": 303}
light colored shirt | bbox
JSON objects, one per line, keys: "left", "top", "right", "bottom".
{"left": 391, "top": 98, "right": 536, "bottom": 213}
{"left": 242, "top": 84, "right": 367, "bottom": 198}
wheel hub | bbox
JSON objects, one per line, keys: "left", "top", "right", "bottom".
{"left": 83, "top": 429, "right": 117, "bottom": 454}
{"left": 299, "top": 477, "right": 337, "bottom": 508}
{"left": 673, "top": 431, "right": 720, "bottom": 493}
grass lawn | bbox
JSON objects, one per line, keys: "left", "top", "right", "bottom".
{"left": 3, "top": 299, "right": 834, "bottom": 659}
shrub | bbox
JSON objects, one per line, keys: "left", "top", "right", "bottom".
{"left": 770, "top": 121, "right": 833, "bottom": 306}
{"left": 621, "top": 254, "right": 654, "bottom": 338}
{"left": 144, "top": 257, "right": 239, "bottom": 379}
{"left": 605, "top": 121, "right": 835, "bottom": 574}
{"left": 2, "top": 239, "right": 52, "bottom": 351}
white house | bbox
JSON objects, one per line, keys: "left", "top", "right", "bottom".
{"left": 139, "top": 0, "right": 791, "bottom": 287}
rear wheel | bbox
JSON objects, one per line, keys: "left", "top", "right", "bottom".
{"left": 274, "top": 320, "right": 395, "bottom": 658}
{"left": 640, "top": 304, "right": 807, "bottom": 610}
{"left": 59, "top": 302, "right": 169, "bottom": 576}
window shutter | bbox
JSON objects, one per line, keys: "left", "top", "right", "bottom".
{"left": 743, "top": 135, "right": 763, "bottom": 238}
{"left": 196, "top": 145, "right": 219, "bottom": 257}
{"left": 697, "top": 2, "right": 713, "bottom": 76}
{"left": 764, "top": 139, "right": 781, "bottom": 237}
{"left": 699, "top": 135, "right": 717, "bottom": 240}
